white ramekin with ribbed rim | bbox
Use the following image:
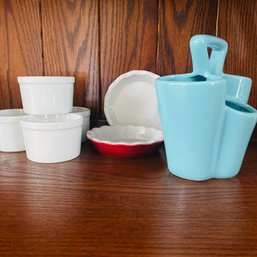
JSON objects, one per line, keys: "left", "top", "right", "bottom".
{"left": 0, "top": 109, "right": 28, "bottom": 152}
{"left": 72, "top": 107, "right": 91, "bottom": 143}
{"left": 18, "top": 76, "right": 75, "bottom": 115}
{"left": 20, "top": 113, "right": 83, "bottom": 163}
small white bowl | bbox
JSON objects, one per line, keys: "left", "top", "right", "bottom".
{"left": 20, "top": 114, "right": 83, "bottom": 163}
{"left": 0, "top": 109, "right": 28, "bottom": 152}
{"left": 18, "top": 76, "right": 75, "bottom": 115}
{"left": 72, "top": 107, "right": 91, "bottom": 143}
{"left": 87, "top": 125, "right": 163, "bottom": 157}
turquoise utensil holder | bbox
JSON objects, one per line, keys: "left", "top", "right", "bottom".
{"left": 156, "top": 76, "right": 257, "bottom": 181}
{"left": 156, "top": 35, "right": 257, "bottom": 181}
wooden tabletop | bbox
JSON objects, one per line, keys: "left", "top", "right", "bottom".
{"left": 0, "top": 141, "right": 257, "bottom": 256}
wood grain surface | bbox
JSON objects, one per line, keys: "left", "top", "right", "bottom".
{"left": 157, "top": 0, "right": 218, "bottom": 76}
{"left": 42, "top": 0, "right": 99, "bottom": 117}
{"left": 99, "top": 0, "right": 158, "bottom": 118}
{"left": 0, "top": 0, "right": 256, "bottom": 121}
{"left": 0, "top": 1, "right": 9, "bottom": 108}
{"left": 0, "top": 0, "right": 42, "bottom": 109}
{"left": 0, "top": 142, "right": 257, "bottom": 256}
{"left": 0, "top": 2, "right": 256, "bottom": 255}
{"left": 217, "top": 0, "right": 257, "bottom": 108}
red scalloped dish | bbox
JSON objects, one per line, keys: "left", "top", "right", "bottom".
{"left": 87, "top": 125, "right": 163, "bottom": 158}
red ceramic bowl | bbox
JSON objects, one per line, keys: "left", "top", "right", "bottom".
{"left": 87, "top": 125, "right": 163, "bottom": 158}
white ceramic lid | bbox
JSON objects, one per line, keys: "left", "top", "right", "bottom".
{"left": 104, "top": 70, "right": 161, "bottom": 129}
{"left": 17, "top": 76, "right": 75, "bottom": 84}
{"left": 20, "top": 114, "right": 83, "bottom": 130}
{"left": 0, "top": 109, "right": 27, "bottom": 124}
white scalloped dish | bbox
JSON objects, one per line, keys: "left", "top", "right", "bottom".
{"left": 87, "top": 125, "right": 163, "bottom": 157}
{"left": 104, "top": 70, "right": 161, "bottom": 129}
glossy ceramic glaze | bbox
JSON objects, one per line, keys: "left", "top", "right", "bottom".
{"left": 104, "top": 70, "right": 161, "bottom": 129}
{"left": 20, "top": 114, "right": 83, "bottom": 163}
{"left": 190, "top": 35, "right": 251, "bottom": 103}
{"left": 223, "top": 74, "right": 252, "bottom": 103}
{"left": 72, "top": 107, "right": 91, "bottom": 143}
{"left": 87, "top": 125, "right": 163, "bottom": 157}
{"left": 156, "top": 76, "right": 226, "bottom": 180}
{"left": 18, "top": 76, "right": 74, "bottom": 115}
{"left": 0, "top": 109, "right": 27, "bottom": 152}
{"left": 190, "top": 34, "right": 227, "bottom": 78}
{"left": 156, "top": 35, "right": 257, "bottom": 181}
{"left": 215, "top": 99, "right": 257, "bottom": 178}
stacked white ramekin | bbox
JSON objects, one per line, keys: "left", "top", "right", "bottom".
{"left": 0, "top": 76, "right": 90, "bottom": 163}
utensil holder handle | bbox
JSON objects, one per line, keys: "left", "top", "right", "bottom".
{"left": 190, "top": 34, "right": 228, "bottom": 78}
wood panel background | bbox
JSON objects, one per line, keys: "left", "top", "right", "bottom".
{"left": 0, "top": 0, "right": 256, "bottom": 135}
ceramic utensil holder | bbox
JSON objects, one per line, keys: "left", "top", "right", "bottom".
{"left": 156, "top": 35, "right": 257, "bottom": 181}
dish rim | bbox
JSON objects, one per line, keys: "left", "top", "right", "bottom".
{"left": 87, "top": 125, "right": 163, "bottom": 146}
{"left": 104, "top": 70, "right": 160, "bottom": 129}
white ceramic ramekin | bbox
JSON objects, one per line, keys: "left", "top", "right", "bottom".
{"left": 0, "top": 109, "right": 27, "bottom": 152}
{"left": 18, "top": 76, "right": 75, "bottom": 115}
{"left": 20, "top": 114, "right": 83, "bottom": 163}
{"left": 72, "top": 107, "right": 91, "bottom": 143}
